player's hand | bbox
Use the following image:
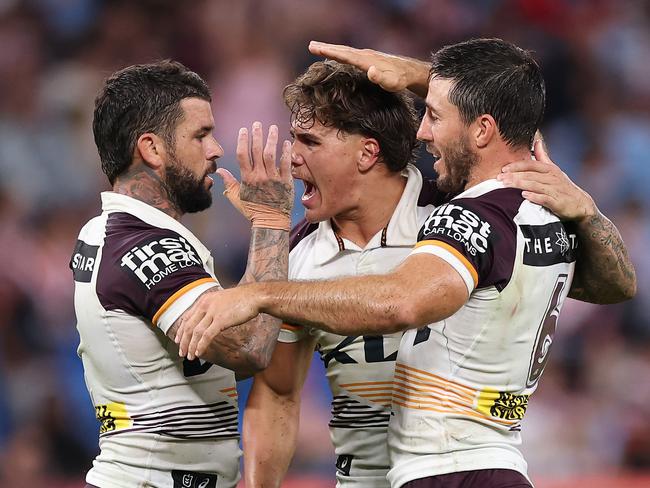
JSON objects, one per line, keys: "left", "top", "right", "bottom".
{"left": 175, "top": 287, "right": 260, "bottom": 361}
{"left": 220, "top": 122, "right": 294, "bottom": 230}
{"left": 309, "top": 41, "right": 423, "bottom": 93}
{"left": 498, "top": 139, "right": 597, "bottom": 221}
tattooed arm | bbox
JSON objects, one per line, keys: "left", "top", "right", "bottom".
{"left": 568, "top": 208, "right": 636, "bottom": 303}
{"left": 500, "top": 139, "right": 637, "bottom": 304}
{"left": 167, "top": 225, "right": 289, "bottom": 376}
{"left": 173, "top": 122, "right": 293, "bottom": 374}
{"left": 208, "top": 226, "right": 288, "bottom": 374}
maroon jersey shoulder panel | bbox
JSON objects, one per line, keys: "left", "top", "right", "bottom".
{"left": 418, "top": 187, "right": 524, "bottom": 290}
{"left": 97, "top": 212, "right": 212, "bottom": 321}
{"left": 290, "top": 218, "right": 319, "bottom": 251}
{"left": 418, "top": 177, "right": 449, "bottom": 207}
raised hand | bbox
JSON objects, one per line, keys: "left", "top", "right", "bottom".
{"left": 220, "top": 122, "right": 294, "bottom": 229}
{"left": 309, "top": 41, "right": 430, "bottom": 97}
{"left": 175, "top": 122, "right": 292, "bottom": 363}
{"left": 498, "top": 139, "right": 596, "bottom": 221}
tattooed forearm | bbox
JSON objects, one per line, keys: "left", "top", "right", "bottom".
{"left": 240, "top": 180, "right": 293, "bottom": 216}
{"left": 240, "top": 227, "right": 290, "bottom": 285}
{"left": 113, "top": 163, "right": 181, "bottom": 220}
{"left": 569, "top": 211, "right": 637, "bottom": 304}
{"left": 211, "top": 227, "right": 290, "bottom": 372}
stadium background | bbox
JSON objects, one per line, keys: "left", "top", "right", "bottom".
{"left": 0, "top": 0, "right": 648, "bottom": 486}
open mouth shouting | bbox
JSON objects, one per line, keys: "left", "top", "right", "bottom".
{"left": 297, "top": 177, "right": 321, "bottom": 209}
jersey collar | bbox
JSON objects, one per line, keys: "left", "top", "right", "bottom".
{"left": 312, "top": 164, "right": 425, "bottom": 265}
{"left": 452, "top": 178, "right": 505, "bottom": 200}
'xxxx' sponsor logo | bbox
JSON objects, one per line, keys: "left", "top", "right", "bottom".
{"left": 120, "top": 236, "right": 202, "bottom": 289}
{"left": 422, "top": 203, "right": 491, "bottom": 256}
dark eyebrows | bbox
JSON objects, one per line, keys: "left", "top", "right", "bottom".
{"left": 195, "top": 125, "right": 214, "bottom": 136}
{"left": 290, "top": 128, "right": 319, "bottom": 143}
{"left": 426, "top": 102, "right": 440, "bottom": 115}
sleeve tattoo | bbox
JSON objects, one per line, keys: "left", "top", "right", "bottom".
{"left": 169, "top": 227, "right": 288, "bottom": 375}
{"left": 214, "top": 227, "right": 289, "bottom": 373}
{"left": 569, "top": 212, "right": 637, "bottom": 304}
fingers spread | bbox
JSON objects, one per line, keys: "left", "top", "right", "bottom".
{"left": 263, "top": 125, "right": 279, "bottom": 175}
{"left": 250, "top": 122, "right": 265, "bottom": 177}
{"left": 236, "top": 127, "right": 252, "bottom": 176}
{"left": 279, "top": 140, "right": 292, "bottom": 180}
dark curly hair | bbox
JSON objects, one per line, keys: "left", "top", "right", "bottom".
{"left": 93, "top": 60, "right": 211, "bottom": 184}
{"left": 430, "top": 38, "right": 545, "bottom": 149}
{"left": 283, "top": 60, "right": 419, "bottom": 172}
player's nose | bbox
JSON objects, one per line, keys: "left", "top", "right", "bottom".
{"left": 206, "top": 136, "right": 224, "bottom": 160}
{"left": 291, "top": 148, "right": 304, "bottom": 167}
{"left": 416, "top": 118, "right": 432, "bottom": 143}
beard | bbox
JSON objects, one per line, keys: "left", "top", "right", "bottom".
{"left": 434, "top": 134, "right": 479, "bottom": 196}
{"left": 163, "top": 152, "right": 213, "bottom": 214}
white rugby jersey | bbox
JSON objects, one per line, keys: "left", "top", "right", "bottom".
{"left": 281, "top": 165, "right": 445, "bottom": 488}
{"left": 387, "top": 179, "right": 577, "bottom": 488}
{"left": 70, "top": 192, "right": 240, "bottom": 488}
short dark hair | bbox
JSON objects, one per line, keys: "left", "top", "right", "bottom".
{"left": 93, "top": 60, "right": 211, "bottom": 184}
{"left": 283, "top": 60, "right": 419, "bottom": 172}
{"left": 430, "top": 38, "right": 545, "bottom": 149}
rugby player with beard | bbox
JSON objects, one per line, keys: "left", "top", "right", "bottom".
{"left": 212, "top": 55, "right": 635, "bottom": 487}
{"left": 71, "top": 60, "right": 293, "bottom": 488}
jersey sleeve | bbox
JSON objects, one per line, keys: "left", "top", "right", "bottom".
{"left": 97, "top": 214, "right": 218, "bottom": 334}
{"left": 278, "top": 322, "right": 309, "bottom": 343}
{"left": 278, "top": 224, "right": 319, "bottom": 343}
{"left": 410, "top": 190, "right": 520, "bottom": 295}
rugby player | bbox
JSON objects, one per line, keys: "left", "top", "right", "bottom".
{"left": 70, "top": 60, "right": 293, "bottom": 488}
{"left": 234, "top": 53, "right": 634, "bottom": 486}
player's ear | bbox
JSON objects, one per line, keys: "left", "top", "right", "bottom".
{"left": 135, "top": 133, "right": 167, "bottom": 171}
{"left": 358, "top": 138, "right": 381, "bottom": 172}
{"left": 474, "top": 114, "right": 497, "bottom": 149}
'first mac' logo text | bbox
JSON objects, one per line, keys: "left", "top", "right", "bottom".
{"left": 120, "top": 236, "right": 202, "bottom": 289}
{"left": 422, "top": 203, "right": 492, "bottom": 256}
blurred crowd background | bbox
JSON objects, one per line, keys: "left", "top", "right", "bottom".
{"left": 0, "top": 0, "right": 648, "bottom": 486}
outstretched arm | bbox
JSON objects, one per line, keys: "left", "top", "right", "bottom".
{"left": 499, "top": 139, "right": 636, "bottom": 304}
{"left": 309, "top": 41, "right": 431, "bottom": 98}
{"left": 168, "top": 123, "right": 293, "bottom": 375}
{"left": 176, "top": 253, "right": 468, "bottom": 359}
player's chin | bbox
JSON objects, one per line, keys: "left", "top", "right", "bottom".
{"left": 183, "top": 190, "right": 213, "bottom": 214}
{"left": 303, "top": 205, "right": 331, "bottom": 224}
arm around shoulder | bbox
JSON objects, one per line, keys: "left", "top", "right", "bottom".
{"left": 569, "top": 208, "right": 637, "bottom": 303}
{"left": 499, "top": 140, "right": 637, "bottom": 304}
